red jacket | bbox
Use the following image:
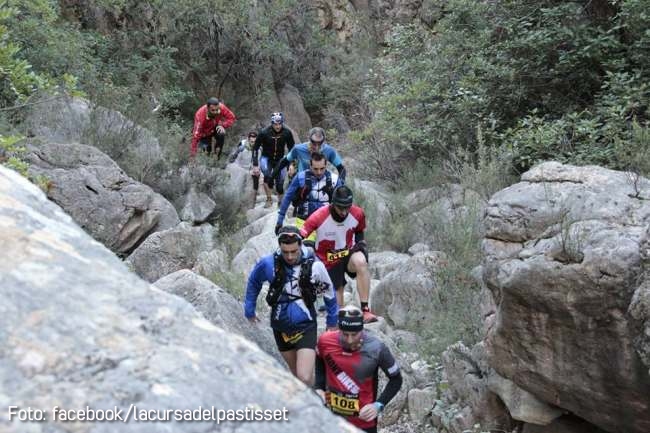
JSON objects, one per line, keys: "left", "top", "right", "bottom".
{"left": 190, "top": 103, "right": 236, "bottom": 155}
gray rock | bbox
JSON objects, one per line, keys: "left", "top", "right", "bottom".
{"left": 0, "top": 165, "right": 359, "bottom": 433}
{"left": 368, "top": 251, "right": 410, "bottom": 280}
{"left": 25, "top": 96, "right": 164, "bottom": 180}
{"left": 179, "top": 188, "right": 216, "bottom": 223}
{"left": 370, "top": 256, "right": 439, "bottom": 329}
{"left": 277, "top": 84, "right": 312, "bottom": 140}
{"left": 231, "top": 230, "right": 278, "bottom": 276}
{"left": 408, "top": 387, "right": 436, "bottom": 424}
{"left": 349, "top": 178, "right": 392, "bottom": 227}
{"left": 522, "top": 415, "right": 609, "bottom": 433}
{"left": 487, "top": 373, "right": 563, "bottom": 425}
{"left": 408, "top": 243, "right": 431, "bottom": 256}
{"left": 26, "top": 142, "right": 179, "bottom": 255}
{"left": 483, "top": 161, "right": 650, "bottom": 433}
{"left": 224, "top": 162, "right": 252, "bottom": 206}
{"left": 153, "top": 270, "right": 281, "bottom": 363}
{"left": 438, "top": 342, "right": 513, "bottom": 432}
{"left": 192, "top": 247, "right": 230, "bottom": 277}
{"left": 126, "top": 222, "right": 216, "bottom": 282}
{"left": 630, "top": 224, "right": 650, "bottom": 375}
{"left": 25, "top": 96, "right": 92, "bottom": 143}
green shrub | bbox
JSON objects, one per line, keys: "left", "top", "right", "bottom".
{"left": 210, "top": 271, "right": 246, "bottom": 302}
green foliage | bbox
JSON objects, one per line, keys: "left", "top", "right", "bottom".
{"left": 444, "top": 127, "right": 518, "bottom": 202}
{"left": 0, "top": 134, "right": 51, "bottom": 190}
{"left": 0, "top": 134, "right": 28, "bottom": 175}
{"left": 409, "top": 199, "right": 485, "bottom": 360}
{"left": 356, "top": 0, "right": 650, "bottom": 184}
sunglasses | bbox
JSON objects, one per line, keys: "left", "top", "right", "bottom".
{"left": 248, "top": 134, "right": 257, "bottom": 138}
{"left": 278, "top": 232, "right": 303, "bottom": 243}
{"left": 338, "top": 309, "right": 362, "bottom": 319}
{"left": 310, "top": 139, "right": 324, "bottom": 146}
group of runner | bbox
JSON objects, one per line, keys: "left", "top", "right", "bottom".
{"left": 191, "top": 99, "right": 402, "bottom": 433}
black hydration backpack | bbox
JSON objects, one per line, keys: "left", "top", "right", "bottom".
{"left": 265, "top": 252, "right": 318, "bottom": 309}
{"left": 292, "top": 170, "right": 334, "bottom": 218}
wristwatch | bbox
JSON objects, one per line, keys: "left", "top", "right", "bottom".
{"left": 373, "top": 401, "right": 384, "bottom": 412}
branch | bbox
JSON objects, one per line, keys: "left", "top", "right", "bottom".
{"left": 0, "top": 95, "right": 66, "bottom": 112}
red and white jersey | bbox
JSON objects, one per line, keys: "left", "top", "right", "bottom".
{"left": 300, "top": 205, "right": 366, "bottom": 269}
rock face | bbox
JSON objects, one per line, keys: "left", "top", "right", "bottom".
{"left": 126, "top": 222, "right": 217, "bottom": 283}
{"left": 153, "top": 270, "right": 280, "bottom": 363}
{"left": 630, "top": 224, "right": 650, "bottom": 376}
{"left": 179, "top": 188, "right": 216, "bottom": 223}
{"left": 26, "top": 142, "right": 179, "bottom": 255}
{"left": 24, "top": 96, "right": 164, "bottom": 179}
{"left": 277, "top": 84, "right": 312, "bottom": 140}
{"left": 0, "top": 166, "right": 357, "bottom": 433}
{"left": 482, "top": 162, "right": 650, "bottom": 433}
{"left": 434, "top": 342, "right": 513, "bottom": 433}
{"left": 371, "top": 252, "right": 446, "bottom": 329}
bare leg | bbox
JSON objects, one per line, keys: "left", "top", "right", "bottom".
{"left": 280, "top": 350, "right": 297, "bottom": 376}
{"left": 336, "top": 287, "right": 345, "bottom": 308}
{"left": 347, "top": 251, "right": 370, "bottom": 303}
{"left": 295, "top": 348, "right": 316, "bottom": 386}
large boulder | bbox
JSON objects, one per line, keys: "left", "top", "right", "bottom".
{"left": 368, "top": 251, "right": 410, "bottom": 280}
{"left": 179, "top": 188, "right": 216, "bottom": 224}
{"left": 482, "top": 162, "right": 650, "bottom": 433}
{"left": 24, "top": 96, "right": 164, "bottom": 180}
{"left": 126, "top": 222, "right": 218, "bottom": 283}
{"left": 630, "top": 224, "right": 650, "bottom": 375}
{"left": 277, "top": 84, "right": 312, "bottom": 140}
{"left": 433, "top": 342, "right": 513, "bottom": 433}
{"left": 153, "top": 270, "right": 280, "bottom": 363}
{"left": 349, "top": 179, "right": 392, "bottom": 228}
{"left": 370, "top": 252, "right": 446, "bottom": 329}
{"left": 25, "top": 142, "right": 179, "bottom": 255}
{"left": 0, "top": 166, "right": 358, "bottom": 433}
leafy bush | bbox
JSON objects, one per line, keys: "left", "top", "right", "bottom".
{"left": 354, "top": 0, "right": 650, "bottom": 184}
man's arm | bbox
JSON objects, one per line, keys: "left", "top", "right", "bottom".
{"left": 190, "top": 110, "right": 204, "bottom": 156}
{"left": 335, "top": 164, "right": 346, "bottom": 183}
{"left": 376, "top": 344, "right": 403, "bottom": 405}
{"left": 218, "top": 103, "right": 236, "bottom": 129}
{"left": 326, "top": 147, "right": 346, "bottom": 183}
{"left": 299, "top": 208, "right": 320, "bottom": 239}
{"left": 277, "top": 175, "right": 302, "bottom": 231}
{"left": 251, "top": 133, "right": 262, "bottom": 166}
{"left": 243, "top": 259, "right": 268, "bottom": 319}
{"left": 285, "top": 129, "right": 295, "bottom": 152}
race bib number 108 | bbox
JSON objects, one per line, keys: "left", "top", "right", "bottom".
{"left": 327, "top": 391, "right": 359, "bottom": 416}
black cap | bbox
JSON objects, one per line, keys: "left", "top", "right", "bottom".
{"left": 331, "top": 185, "right": 353, "bottom": 208}
{"left": 206, "top": 97, "right": 221, "bottom": 106}
{"left": 338, "top": 306, "right": 364, "bottom": 332}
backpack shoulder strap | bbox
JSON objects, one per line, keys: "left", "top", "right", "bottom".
{"left": 301, "top": 170, "right": 313, "bottom": 201}
{"left": 324, "top": 171, "right": 334, "bottom": 201}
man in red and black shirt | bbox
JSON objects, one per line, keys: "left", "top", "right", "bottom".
{"left": 190, "top": 97, "right": 236, "bottom": 159}
{"left": 300, "top": 185, "right": 378, "bottom": 323}
{"left": 315, "top": 306, "right": 403, "bottom": 433}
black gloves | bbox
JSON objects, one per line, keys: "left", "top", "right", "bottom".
{"left": 275, "top": 224, "right": 282, "bottom": 236}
